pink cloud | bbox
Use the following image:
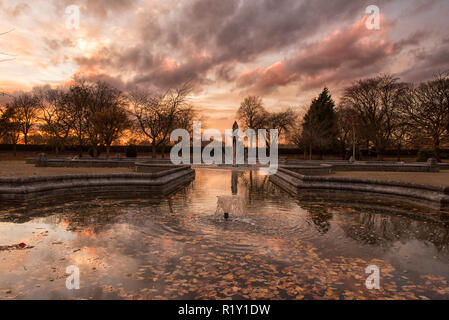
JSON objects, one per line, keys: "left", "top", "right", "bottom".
{"left": 236, "top": 16, "right": 403, "bottom": 94}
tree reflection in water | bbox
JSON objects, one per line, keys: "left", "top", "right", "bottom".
{"left": 2, "top": 169, "right": 449, "bottom": 299}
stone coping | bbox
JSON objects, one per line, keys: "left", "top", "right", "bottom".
{"left": 279, "top": 164, "right": 333, "bottom": 175}
{"left": 0, "top": 166, "right": 194, "bottom": 200}
{"left": 25, "top": 157, "right": 173, "bottom": 167}
{"left": 135, "top": 162, "right": 190, "bottom": 172}
{"left": 271, "top": 166, "right": 449, "bottom": 210}
{"left": 331, "top": 163, "right": 439, "bottom": 172}
{"left": 285, "top": 160, "right": 440, "bottom": 172}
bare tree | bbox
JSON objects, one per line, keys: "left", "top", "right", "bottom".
{"left": 432, "top": 73, "right": 449, "bottom": 137}
{"left": 9, "top": 92, "right": 39, "bottom": 145}
{"left": 268, "top": 108, "right": 296, "bottom": 137}
{"left": 340, "top": 75, "right": 407, "bottom": 160}
{"left": 130, "top": 83, "right": 194, "bottom": 158}
{"left": 264, "top": 108, "right": 295, "bottom": 148}
{"left": 37, "top": 87, "right": 73, "bottom": 154}
{"left": 64, "top": 79, "right": 92, "bottom": 156}
{"left": 1, "top": 105, "right": 21, "bottom": 156}
{"left": 401, "top": 75, "right": 449, "bottom": 161}
{"left": 290, "top": 118, "right": 304, "bottom": 153}
{"left": 0, "top": 105, "right": 6, "bottom": 139}
{"left": 336, "top": 105, "right": 365, "bottom": 160}
{"left": 89, "top": 82, "right": 131, "bottom": 157}
{"left": 236, "top": 96, "right": 268, "bottom": 130}
{"left": 237, "top": 96, "right": 295, "bottom": 151}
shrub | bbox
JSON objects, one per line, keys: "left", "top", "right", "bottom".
{"left": 88, "top": 147, "right": 100, "bottom": 158}
{"left": 440, "top": 152, "right": 449, "bottom": 160}
{"left": 126, "top": 145, "right": 138, "bottom": 158}
{"left": 344, "top": 148, "right": 363, "bottom": 161}
{"left": 416, "top": 148, "right": 435, "bottom": 162}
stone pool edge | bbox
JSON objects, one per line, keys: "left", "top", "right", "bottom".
{"left": 270, "top": 166, "right": 449, "bottom": 210}
{"left": 0, "top": 166, "right": 195, "bottom": 200}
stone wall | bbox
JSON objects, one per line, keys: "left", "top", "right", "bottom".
{"left": 285, "top": 159, "right": 441, "bottom": 172}
{"left": 279, "top": 164, "right": 333, "bottom": 175}
{"left": 26, "top": 156, "right": 173, "bottom": 168}
{"left": 0, "top": 166, "right": 194, "bottom": 201}
{"left": 271, "top": 167, "right": 449, "bottom": 210}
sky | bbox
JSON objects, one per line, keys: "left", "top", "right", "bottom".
{"left": 1, "top": 0, "right": 449, "bottom": 131}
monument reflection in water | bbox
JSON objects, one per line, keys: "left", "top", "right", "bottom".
{"left": 1, "top": 169, "right": 449, "bottom": 299}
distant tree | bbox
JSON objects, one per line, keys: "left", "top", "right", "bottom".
{"left": 237, "top": 96, "right": 295, "bottom": 149}
{"left": 390, "top": 104, "right": 413, "bottom": 161}
{"left": 0, "top": 105, "right": 21, "bottom": 156}
{"left": 340, "top": 75, "right": 406, "bottom": 160}
{"left": 0, "top": 105, "right": 6, "bottom": 139}
{"left": 236, "top": 96, "right": 267, "bottom": 130}
{"left": 9, "top": 92, "right": 38, "bottom": 145}
{"left": 267, "top": 108, "right": 296, "bottom": 137}
{"left": 89, "top": 82, "right": 131, "bottom": 157}
{"left": 432, "top": 73, "right": 449, "bottom": 138}
{"left": 301, "top": 88, "right": 338, "bottom": 159}
{"left": 162, "top": 103, "right": 197, "bottom": 158}
{"left": 335, "top": 105, "right": 361, "bottom": 159}
{"left": 264, "top": 108, "right": 296, "bottom": 148}
{"left": 401, "top": 75, "right": 449, "bottom": 161}
{"left": 64, "top": 79, "right": 92, "bottom": 156}
{"left": 290, "top": 116, "right": 306, "bottom": 156}
{"left": 37, "top": 88, "right": 73, "bottom": 154}
{"left": 130, "top": 83, "right": 194, "bottom": 158}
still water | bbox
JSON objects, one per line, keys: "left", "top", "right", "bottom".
{"left": 1, "top": 169, "right": 449, "bottom": 299}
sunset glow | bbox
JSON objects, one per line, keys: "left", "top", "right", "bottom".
{"left": 1, "top": 0, "right": 448, "bottom": 131}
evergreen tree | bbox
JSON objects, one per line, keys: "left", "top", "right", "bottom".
{"left": 301, "top": 88, "right": 338, "bottom": 159}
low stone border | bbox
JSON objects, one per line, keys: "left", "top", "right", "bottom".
{"left": 26, "top": 156, "right": 173, "bottom": 168}
{"left": 285, "top": 159, "right": 440, "bottom": 172}
{"left": 277, "top": 164, "right": 333, "bottom": 175}
{"left": 0, "top": 166, "right": 194, "bottom": 201}
{"left": 330, "top": 162, "right": 439, "bottom": 172}
{"left": 440, "top": 163, "right": 449, "bottom": 170}
{"left": 135, "top": 162, "right": 191, "bottom": 172}
{"left": 270, "top": 166, "right": 449, "bottom": 210}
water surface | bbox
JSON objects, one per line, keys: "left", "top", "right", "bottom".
{"left": 1, "top": 169, "right": 449, "bottom": 299}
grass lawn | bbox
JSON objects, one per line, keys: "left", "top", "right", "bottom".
{"left": 0, "top": 161, "right": 134, "bottom": 177}
{"left": 331, "top": 170, "right": 449, "bottom": 186}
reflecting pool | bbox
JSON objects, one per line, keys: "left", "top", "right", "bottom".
{"left": 1, "top": 169, "right": 449, "bottom": 299}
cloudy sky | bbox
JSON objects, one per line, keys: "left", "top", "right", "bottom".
{"left": 1, "top": 0, "right": 449, "bottom": 130}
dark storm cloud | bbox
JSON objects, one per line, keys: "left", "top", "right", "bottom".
{"left": 71, "top": 0, "right": 443, "bottom": 93}
{"left": 399, "top": 0, "right": 439, "bottom": 17}
{"left": 74, "top": 0, "right": 381, "bottom": 90}
{"left": 401, "top": 38, "right": 449, "bottom": 82}
{"left": 235, "top": 18, "right": 395, "bottom": 93}
{"left": 235, "top": 22, "right": 435, "bottom": 93}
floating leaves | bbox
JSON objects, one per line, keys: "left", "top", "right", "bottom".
{"left": 0, "top": 243, "right": 33, "bottom": 251}
{"left": 1, "top": 169, "right": 449, "bottom": 300}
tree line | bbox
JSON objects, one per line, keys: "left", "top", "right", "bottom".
{"left": 237, "top": 73, "right": 449, "bottom": 161}
{"left": 0, "top": 79, "right": 195, "bottom": 157}
{"left": 1, "top": 73, "right": 449, "bottom": 161}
